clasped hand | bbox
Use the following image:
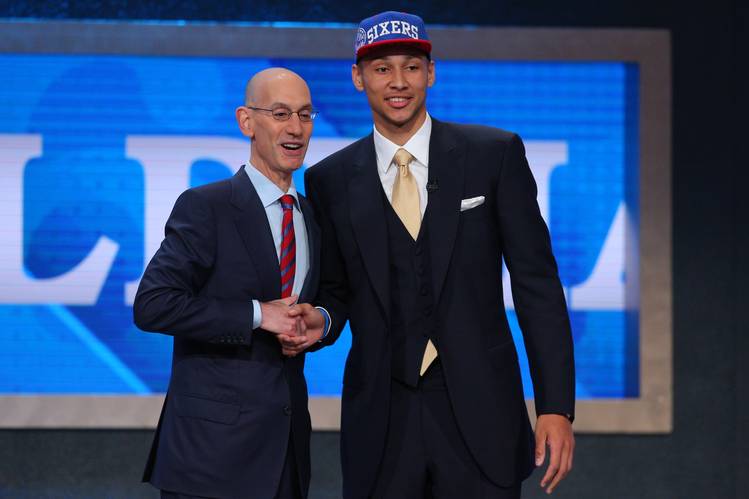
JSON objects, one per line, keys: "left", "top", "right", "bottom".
{"left": 259, "top": 295, "right": 326, "bottom": 356}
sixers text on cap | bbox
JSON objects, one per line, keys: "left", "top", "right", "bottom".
{"left": 354, "top": 11, "right": 432, "bottom": 60}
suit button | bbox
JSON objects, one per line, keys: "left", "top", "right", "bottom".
{"left": 420, "top": 285, "right": 429, "bottom": 296}
{"left": 417, "top": 266, "right": 425, "bottom": 276}
{"left": 423, "top": 306, "right": 433, "bottom": 316}
{"left": 283, "top": 405, "right": 292, "bottom": 416}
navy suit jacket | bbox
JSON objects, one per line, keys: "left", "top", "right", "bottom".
{"left": 305, "top": 119, "right": 575, "bottom": 499}
{"left": 134, "top": 166, "right": 320, "bottom": 499}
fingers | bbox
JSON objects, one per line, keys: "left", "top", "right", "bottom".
{"left": 537, "top": 423, "right": 575, "bottom": 495}
{"left": 278, "top": 316, "right": 324, "bottom": 357}
{"left": 260, "top": 297, "right": 302, "bottom": 335}
{"left": 266, "top": 302, "right": 324, "bottom": 355}
{"left": 543, "top": 438, "right": 573, "bottom": 494}
{"left": 291, "top": 305, "right": 325, "bottom": 329}
{"left": 539, "top": 435, "right": 560, "bottom": 492}
{"left": 265, "top": 314, "right": 298, "bottom": 336}
{"left": 535, "top": 415, "right": 575, "bottom": 494}
{"left": 277, "top": 334, "right": 307, "bottom": 350}
{"left": 278, "top": 334, "right": 307, "bottom": 347}
{"left": 282, "top": 346, "right": 306, "bottom": 357}
{"left": 280, "top": 338, "right": 309, "bottom": 356}
{"left": 535, "top": 427, "right": 547, "bottom": 467}
{"left": 278, "top": 333, "right": 308, "bottom": 357}
{"left": 296, "top": 317, "right": 308, "bottom": 336}
{"left": 276, "top": 295, "right": 298, "bottom": 306}
{"left": 288, "top": 302, "right": 312, "bottom": 317}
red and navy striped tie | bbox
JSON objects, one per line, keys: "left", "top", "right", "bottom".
{"left": 279, "top": 194, "right": 296, "bottom": 298}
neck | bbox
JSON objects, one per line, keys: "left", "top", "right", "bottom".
{"left": 248, "top": 158, "right": 292, "bottom": 192}
{"left": 374, "top": 110, "right": 427, "bottom": 146}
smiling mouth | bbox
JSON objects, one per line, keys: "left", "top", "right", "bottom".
{"left": 281, "top": 143, "right": 303, "bottom": 150}
{"left": 386, "top": 96, "right": 411, "bottom": 109}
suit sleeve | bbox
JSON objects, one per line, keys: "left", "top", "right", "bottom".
{"left": 133, "top": 189, "right": 254, "bottom": 345}
{"left": 304, "top": 168, "right": 349, "bottom": 349}
{"left": 496, "top": 133, "right": 575, "bottom": 420}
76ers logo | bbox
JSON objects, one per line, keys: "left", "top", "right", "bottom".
{"left": 355, "top": 28, "right": 367, "bottom": 52}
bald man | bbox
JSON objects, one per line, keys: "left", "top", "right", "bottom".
{"left": 134, "top": 68, "right": 323, "bottom": 499}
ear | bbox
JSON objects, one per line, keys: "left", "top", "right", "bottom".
{"left": 235, "top": 106, "right": 254, "bottom": 138}
{"left": 427, "top": 60, "right": 436, "bottom": 88}
{"left": 351, "top": 63, "right": 365, "bottom": 92}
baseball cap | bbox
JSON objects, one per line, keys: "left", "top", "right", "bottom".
{"left": 354, "top": 11, "right": 432, "bottom": 60}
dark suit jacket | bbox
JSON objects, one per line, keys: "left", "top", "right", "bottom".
{"left": 133, "top": 166, "right": 320, "bottom": 499}
{"left": 305, "top": 119, "right": 574, "bottom": 499}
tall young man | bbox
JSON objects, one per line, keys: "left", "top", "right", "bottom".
{"left": 294, "top": 12, "right": 575, "bottom": 499}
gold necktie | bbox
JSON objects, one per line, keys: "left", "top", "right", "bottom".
{"left": 391, "top": 148, "right": 421, "bottom": 240}
{"left": 390, "top": 148, "right": 438, "bottom": 375}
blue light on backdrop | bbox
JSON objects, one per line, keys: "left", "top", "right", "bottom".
{"left": 0, "top": 54, "right": 638, "bottom": 399}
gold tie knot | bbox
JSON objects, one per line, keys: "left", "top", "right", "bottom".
{"left": 393, "top": 148, "right": 414, "bottom": 176}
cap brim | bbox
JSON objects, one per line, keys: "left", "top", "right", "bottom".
{"left": 356, "top": 39, "right": 432, "bottom": 59}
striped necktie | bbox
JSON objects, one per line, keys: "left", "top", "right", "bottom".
{"left": 279, "top": 194, "right": 296, "bottom": 298}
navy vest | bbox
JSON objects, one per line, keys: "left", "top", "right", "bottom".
{"left": 382, "top": 192, "right": 437, "bottom": 387}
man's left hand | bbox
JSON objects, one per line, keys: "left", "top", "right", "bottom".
{"left": 534, "top": 414, "right": 574, "bottom": 494}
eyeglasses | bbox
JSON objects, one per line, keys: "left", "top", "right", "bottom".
{"left": 246, "top": 106, "right": 319, "bottom": 122}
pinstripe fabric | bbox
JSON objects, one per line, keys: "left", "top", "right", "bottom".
{"left": 279, "top": 194, "right": 296, "bottom": 298}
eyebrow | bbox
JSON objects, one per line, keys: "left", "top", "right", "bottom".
{"left": 370, "top": 55, "right": 423, "bottom": 64}
{"left": 268, "top": 102, "right": 313, "bottom": 109}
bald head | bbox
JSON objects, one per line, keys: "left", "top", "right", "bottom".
{"left": 244, "top": 67, "right": 309, "bottom": 106}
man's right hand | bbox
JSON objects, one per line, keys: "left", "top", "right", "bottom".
{"left": 280, "top": 304, "right": 326, "bottom": 356}
{"left": 260, "top": 295, "right": 302, "bottom": 337}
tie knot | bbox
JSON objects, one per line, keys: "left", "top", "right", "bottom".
{"left": 280, "top": 194, "right": 294, "bottom": 211}
{"left": 393, "top": 148, "right": 414, "bottom": 169}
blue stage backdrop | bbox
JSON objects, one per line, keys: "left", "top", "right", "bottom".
{"left": 0, "top": 54, "right": 638, "bottom": 399}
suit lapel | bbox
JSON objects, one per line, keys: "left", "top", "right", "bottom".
{"left": 426, "top": 119, "right": 465, "bottom": 305}
{"left": 298, "top": 195, "right": 320, "bottom": 304}
{"left": 231, "top": 166, "right": 280, "bottom": 301}
{"left": 347, "top": 135, "right": 391, "bottom": 321}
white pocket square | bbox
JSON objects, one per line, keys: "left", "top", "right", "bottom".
{"left": 460, "top": 196, "right": 485, "bottom": 212}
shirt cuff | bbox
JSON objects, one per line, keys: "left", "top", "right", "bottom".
{"left": 541, "top": 412, "right": 574, "bottom": 423}
{"left": 252, "top": 300, "right": 262, "bottom": 330}
{"left": 315, "top": 306, "right": 332, "bottom": 340}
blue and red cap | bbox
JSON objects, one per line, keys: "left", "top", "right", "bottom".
{"left": 354, "top": 11, "right": 432, "bottom": 60}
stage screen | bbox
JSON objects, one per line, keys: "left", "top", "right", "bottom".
{"left": 0, "top": 22, "right": 671, "bottom": 432}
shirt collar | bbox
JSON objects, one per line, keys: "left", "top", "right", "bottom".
{"left": 373, "top": 113, "right": 432, "bottom": 175}
{"left": 244, "top": 163, "right": 299, "bottom": 209}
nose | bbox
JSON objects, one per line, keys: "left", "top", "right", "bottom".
{"left": 389, "top": 67, "right": 408, "bottom": 90}
{"left": 285, "top": 113, "right": 304, "bottom": 136}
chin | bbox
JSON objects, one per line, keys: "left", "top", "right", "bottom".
{"left": 278, "top": 155, "right": 304, "bottom": 170}
{"left": 385, "top": 108, "right": 419, "bottom": 125}
{"left": 388, "top": 115, "right": 417, "bottom": 128}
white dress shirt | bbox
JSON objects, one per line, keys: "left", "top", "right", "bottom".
{"left": 373, "top": 113, "right": 432, "bottom": 217}
{"left": 244, "top": 164, "right": 309, "bottom": 329}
